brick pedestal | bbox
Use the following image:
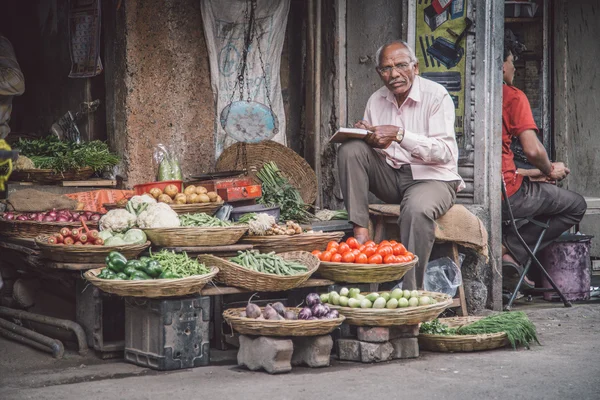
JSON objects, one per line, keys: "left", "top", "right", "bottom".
{"left": 337, "top": 325, "right": 419, "bottom": 363}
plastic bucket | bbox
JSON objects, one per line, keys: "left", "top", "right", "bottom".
{"left": 539, "top": 234, "right": 593, "bottom": 301}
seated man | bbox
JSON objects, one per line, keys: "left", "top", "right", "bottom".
{"left": 337, "top": 40, "right": 464, "bottom": 290}
{"left": 501, "top": 36, "right": 587, "bottom": 289}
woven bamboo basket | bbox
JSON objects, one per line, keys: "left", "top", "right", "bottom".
{"left": 143, "top": 225, "right": 248, "bottom": 247}
{"left": 239, "top": 231, "right": 345, "bottom": 253}
{"left": 198, "top": 251, "right": 319, "bottom": 292}
{"left": 35, "top": 236, "right": 150, "bottom": 263}
{"left": 419, "top": 316, "right": 509, "bottom": 352}
{"left": 328, "top": 291, "right": 452, "bottom": 326}
{"left": 102, "top": 203, "right": 126, "bottom": 211}
{"left": 0, "top": 219, "right": 99, "bottom": 239}
{"left": 168, "top": 201, "right": 223, "bottom": 215}
{"left": 84, "top": 266, "right": 219, "bottom": 298}
{"left": 316, "top": 256, "right": 418, "bottom": 283}
{"left": 9, "top": 167, "right": 94, "bottom": 183}
{"left": 223, "top": 307, "right": 345, "bottom": 337}
{"left": 216, "top": 141, "right": 318, "bottom": 204}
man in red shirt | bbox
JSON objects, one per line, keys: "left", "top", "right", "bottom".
{"left": 502, "top": 37, "right": 586, "bottom": 289}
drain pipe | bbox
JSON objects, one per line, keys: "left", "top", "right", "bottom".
{"left": 0, "top": 318, "right": 64, "bottom": 359}
{"left": 314, "top": 0, "right": 322, "bottom": 209}
{"left": 0, "top": 307, "right": 88, "bottom": 355}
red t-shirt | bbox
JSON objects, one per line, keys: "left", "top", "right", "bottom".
{"left": 502, "top": 84, "right": 539, "bottom": 198}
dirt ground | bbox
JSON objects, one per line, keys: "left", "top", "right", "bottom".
{"left": 1, "top": 296, "right": 599, "bottom": 400}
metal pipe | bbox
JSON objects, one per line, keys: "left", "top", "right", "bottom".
{"left": 0, "top": 306, "right": 88, "bottom": 355}
{"left": 314, "top": 0, "right": 322, "bottom": 208}
{"left": 0, "top": 318, "right": 64, "bottom": 359}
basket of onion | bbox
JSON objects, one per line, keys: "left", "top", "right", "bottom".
{"left": 0, "top": 209, "right": 101, "bottom": 239}
{"left": 222, "top": 294, "right": 345, "bottom": 337}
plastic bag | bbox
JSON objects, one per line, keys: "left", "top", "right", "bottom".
{"left": 153, "top": 144, "right": 183, "bottom": 181}
{"left": 424, "top": 256, "right": 463, "bottom": 297}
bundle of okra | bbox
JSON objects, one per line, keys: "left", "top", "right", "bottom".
{"left": 229, "top": 250, "right": 308, "bottom": 276}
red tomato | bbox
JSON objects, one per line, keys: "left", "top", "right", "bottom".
{"left": 389, "top": 240, "right": 398, "bottom": 245}
{"left": 328, "top": 247, "right": 338, "bottom": 255}
{"left": 327, "top": 241, "right": 339, "bottom": 251}
{"left": 364, "top": 240, "right": 376, "bottom": 247}
{"left": 368, "top": 254, "right": 383, "bottom": 264}
{"left": 376, "top": 246, "right": 393, "bottom": 257}
{"left": 363, "top": 247, "right": 376, "bottom": 257}
{"left": 311, "top": 250, "right": 322, "bottom": 257}
{"left": 351, "top": 249, "right": 361, "bottom": 256}
{"left": 346, "top": 237, "right": 359, "bottom": 249}
{"left": 331, "top": 253, "right": 343, "bottom": 262}
{"left": 320, "top": 251, "right": 333, "bottom": 262}
{"left": 379, "top": 240, "right": 391, "bottom": 247}
{"left": 406, "top": 252, "right": 414, "bottom": 260}
{"left": 384, "top": 254, "right": 398, "bottom": 264}
{"left": 355, "top": 253, "right": 368, "bottom": 264}
{"left": 358, "top": 245, "right": 366, "bottom": 252}
{"left": 337, "top": 243, "right": 351, "bottom": 254}
{"left": 392, "top": 244, "right": 407, "bottom": 256}
{"left": 342, "top": 251, "right": 356, "bottom": 263}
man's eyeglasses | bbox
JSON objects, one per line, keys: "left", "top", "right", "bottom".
{"left": 377, "top": 62, "right": 413, "bottom": 75}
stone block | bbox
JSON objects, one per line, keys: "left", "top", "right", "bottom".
{"left": 237, "top": 335, "right": 293, "bottom": 374}
{"left": 337, "top": 338, "right": 361, "bottom": 361}
{"left": 357, "top": 325, "right": 419, "bottom": 342}
{"left": 292, "top": 335, "right": 333, "bottom": 367}
{"left": 389, "top": 325, "right": 419, "bottom": 339}
{"left": 360, "top": 342, "right": 394, "bottom": 363}
{"left": 390, "top": 337, "right": 419, "bottom": 359}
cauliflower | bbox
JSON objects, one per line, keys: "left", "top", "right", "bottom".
{"left": 99, "top": 209, "right": 137, "bottom": 233}
{"left": 136, "top": 202, "right": 180, "bottom": 229}
{"left": 129, "top": 194, "right": 156, "bottom": 206}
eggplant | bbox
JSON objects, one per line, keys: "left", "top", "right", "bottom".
{"left": 271, "top": 302, "right": 286, "bottom": 316}
{"left": 298, "top": 307, "right": 312, "bottom": 320}
{"left": 311, "top": 304, "right": 328, "bottom": 318}
{"left": 305, "top": 293, "right": 321, "bottom": 307}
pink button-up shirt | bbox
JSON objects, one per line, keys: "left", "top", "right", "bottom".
{"left": 363, "top": 75, "right": 465, "bottom": 191}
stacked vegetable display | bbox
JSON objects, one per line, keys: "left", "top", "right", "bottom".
{"left": 97, "top": 250, "right": 210, "bottom": 280}
{"left": 145, "top": 184, "right": 222, "bottom": 205}
{"left": 46, "top": 226, "right": 102, "bottom": 246}
{"left": 229, "top": 250, "right": 309, "bottom": 276}
{"left": 1, "top": 209, "right": 102, "bottom": 223}
{"left": 240, "top": 294, "right": 339, "bottom": 321}
{"left": 322, "top": 287, "right": 437, "bottom": 309}
{"left": 312, "top": 238, "right": 414, "bottom": 264}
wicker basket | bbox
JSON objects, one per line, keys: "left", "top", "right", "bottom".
{"left": 83, "top": 266, "right": 219, "bottom": 298}
{"left": 9, "top": 167, "right": 94, "bottom": 183}
{"left": 143, "top": 225, "right": 248, "bottom": 247}
{"left": 316, "top": 256, "right": 418, "bottom": 283}
{"left": 35, "top": 236, "right": 150, "bottom": 263}
{"left": 216, "top": 141, "right": 318, "bottom": 204}
{"left": 240, "top": 231, "right": 345, "bottom": 253}
{"left": 328, "top": 291, "right": 452, "bottom": 326}
{"left": 102, "top": 203, "right": 126, "bottom": 211}
{"left": 198, "top": 251, "right": 319, "bottom": 292}
{"left": 223, "top": 307, "right": 345, "bottom": 337}
{"left": 419, "top": 317, "right": 509, "bottom": 352}
{"left": 169, "top": 201, "right": 223, "bottom": 215}
{"left": 0, "top": 219, "right": 99, "bottom": 239}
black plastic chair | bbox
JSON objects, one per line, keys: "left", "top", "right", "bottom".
{"left": 501, "top": 181, "right": 572, "bottom": 311}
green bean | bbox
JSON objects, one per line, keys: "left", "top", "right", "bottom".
{"left": 228, "top": 250, "right": 307, "bottom": 276}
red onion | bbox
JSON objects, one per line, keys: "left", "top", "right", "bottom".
{"left": 47, "top": 211, "right": 57, "bottom": 218}
{"left": 56, "top": 216, "right": 69, "bottom": 222}
{"left": 28, "top": 213, "right": 38, "bottom": 219}
{"left": 90, "top": 214, "right": 101, "bottom": 221}
{"left": 79, "top": 215, "right": 88, "bottom": 222}
{"left": 71, "top": 212, "right": 80, "bottom": 219}
{"left": 35, "top": 214, "right": 44, "bottom": 221}
{"left": 4, "top": 213, "right": 15, "bottom": 220}
{"left": 43, "top": 216, "right": 55, "bottom": 222}
{"left": 84, "top": 211, "right": 93, "bottom": 218}
{"left": 17, "top": 215, "right": 28, "bottom": 221}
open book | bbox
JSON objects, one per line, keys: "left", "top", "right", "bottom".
{"left": 329, "top": 127, "right": 370, "bottom": 143}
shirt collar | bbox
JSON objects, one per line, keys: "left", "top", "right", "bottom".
{"left": 382, "top": 75, "right": 422, "bottom": 106}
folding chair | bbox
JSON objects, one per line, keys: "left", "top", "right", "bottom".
{"left": 501, "top": 181, "right": 572, "bottom": 310}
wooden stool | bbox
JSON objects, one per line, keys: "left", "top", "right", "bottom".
{"left": 368, "top": 204, "right": 475, "bottom": 316}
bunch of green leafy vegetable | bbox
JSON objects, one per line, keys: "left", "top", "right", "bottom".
{"left": 420, "top": 319, "right": 457, "bottom": 335}
{"left": 256, "top": 162, "right": 313, "bottom": 223}
{"left": 15, "top": 136, "right": 119, "bottom": 173}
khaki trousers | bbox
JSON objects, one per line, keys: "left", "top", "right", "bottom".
{"left": 337, "top": 140, "right": 458, "bottom": 289}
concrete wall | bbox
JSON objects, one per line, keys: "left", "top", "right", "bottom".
{"left": 104, "top": 0, "right": 215, "bottom": 186}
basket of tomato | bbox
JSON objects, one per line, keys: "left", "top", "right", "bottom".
{"left": 312, "top": 238, "right": 417, "bottom": 283}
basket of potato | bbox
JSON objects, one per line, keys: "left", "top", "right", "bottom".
{"left": 147, "top": 184, "right": 224, "bottom": 215}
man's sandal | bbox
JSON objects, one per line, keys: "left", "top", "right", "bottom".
{"left": 502, "top": 260, "right": 534, "bottom": 292}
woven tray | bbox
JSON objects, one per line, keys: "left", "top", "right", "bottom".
{"left": 143, "top": 225, "right": 248, "bottom": 247}
{"left": 223, "top": 307, "right": 345, "bottom": 337}
{"left": 216, "top": 141, "right": 318, "bottom": 204}
{"left": 198, "top": 251, "right": 319, "bottom": 292}
{"left": 239, "top": 231, "right": 345, "bottom": 253}
{"left": 0, "top": 219, "right": 99, "bottom": 239}
{"left": 10, "top": 167, "right": 94, "bottom": 183}
{"left": 35, "top": 236, "right": 150, "bottom": 263}
{"left": 84, "top": 266, "right": 219, "bottom": 298}
{"left": 419, "top": 316, "right": 509, "bottom": 352}
{"left": 328, "top": 291, "right": 452, "bottom": 326}
{"left": 317, "top": 256, "right": 418, "bottom": 283}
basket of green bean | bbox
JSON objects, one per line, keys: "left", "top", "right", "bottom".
{"left": 198, "top": 250, "right": 320, "bottom": 292}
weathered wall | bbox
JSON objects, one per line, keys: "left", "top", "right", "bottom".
{"left": 104, "top": 0, "right": 214, "bottom": 186}
{"left": 1, "top": 0, "right": 106, "bottom": 141}
{"left": 553, "top": 0, "right": 600, "bottom": 198}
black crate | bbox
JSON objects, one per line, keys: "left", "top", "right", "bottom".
{"left": 124, "top": 295, "right": 211, "bottom": 370}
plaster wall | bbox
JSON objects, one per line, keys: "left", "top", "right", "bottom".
{"left": 105, "top": 0, "right": 214, "bottom": 186}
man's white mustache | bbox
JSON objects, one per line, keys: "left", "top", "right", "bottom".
{"left": 390, "top": 79, "right": 405, "bottom": 84}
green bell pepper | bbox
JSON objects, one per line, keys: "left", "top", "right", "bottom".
{"left": 129, "top": 270, "right": 151, "bottom": 280}
{"left": 143, "top": 260, "right": 164, "bottom": 278}
{"left": 123, "top": 266, "right": 138, "bottom": 277}
{"left": 99, "top": 269, "right": 117, "bottom": 280}
{"left": 159, "top": 270, "right": 182, "bottom": 279}
{"left": 126, "top": 260, "right": 145, "bottom": 271}
{"left": 115, "top": 272, "right": 128, "bottom": 280}
{"left": 106, "top": 251, "right": 128, "bottom": 273}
